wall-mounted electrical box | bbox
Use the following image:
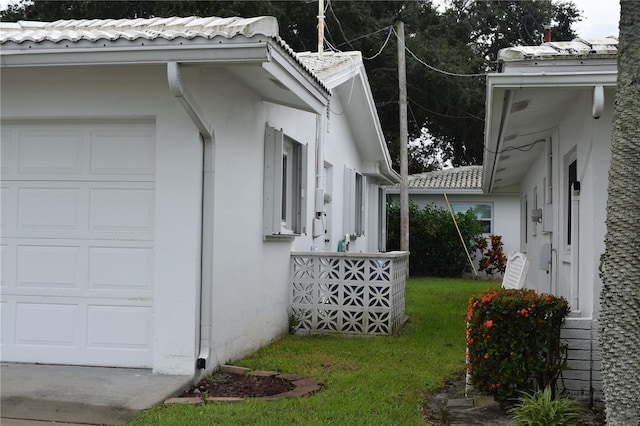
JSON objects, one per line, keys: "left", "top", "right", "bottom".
{"left": 540, "top": 243, "right": 551, "bottom": 273}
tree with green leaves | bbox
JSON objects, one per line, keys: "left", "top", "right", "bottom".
{"left": 600, "top": 1, "right": 640, "bottom": 424}
{"left": 1, "top": 0, "right": 581, "bottom": 171}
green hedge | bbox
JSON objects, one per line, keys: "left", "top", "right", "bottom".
{"left": 466, "top": 288, "right": 570, "bottom": 404}
{"left": 386, "top": 202, "right": 482, "bottom": 277}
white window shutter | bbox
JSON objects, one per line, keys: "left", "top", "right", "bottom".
{"left": 264, "top": 125, "right": 284, "bottom": 236}
{"left": 343, "top": 165, "right": 355, "bottom": 235}
{"left": 298, "top": 143, "right": 308, "bottom": 234}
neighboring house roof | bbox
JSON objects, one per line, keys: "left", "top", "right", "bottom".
{"left": 0, "top": 16, "right": 330, "bottom": 113}
{"left": 386, "top": 166, "right": 483, "bottom": 194}
{"left": 297, "top": 51, "right": 361, "bottom": 84}
{"left": 483, "top": 38, "right": 618, "bottom": 193}
{"left": 498, "top": 37, "right": 617, "bottom": 62}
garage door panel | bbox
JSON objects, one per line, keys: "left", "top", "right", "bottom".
{"left": 18, "top": 130, "right": 83, "bottom": 175}
{"left": 87, "top": 305, "right": 152, "bottom": 349}
{"left": 89, "top": 247, "right": 153, "bottom": 291}
{"left": 89, "top": 188, "right": 154, "bottom": 233}
{"left": 90, "top": 130, "right": 155, "bottom": 175}
{"left": 1, "top": 186, "right": 16, "bottom": 230}
{"left": 0, "top": 301, "right": 12, "bottom": 346}
{"left": 15, "top": 302, "right": 80, "bottom": 346}
{"left": 18, "top": 187, "right": 82, "bottom": 231}
{"left": 1, "top": 129, "right": 12, "bottom": 174}
{"left": 2, "top": 181, "right": 154, "bottom": 240}
{"left": 0, "top": 121, "right": 155, "bottom": 368}
{"left": 17, "top": 245, "right": 81, "bottom": 289}
{"left": 1, "top": 244, "right": 11, "bottom": 289}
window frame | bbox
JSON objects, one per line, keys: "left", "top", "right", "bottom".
{"left": 450, "top": 201, "right": 494, "bottom": 235}
{"left": 263, "top": 125, "right": 307, "bottom": 240}
{"left": 343, "top": 166, "right": 365, "bottom": 237}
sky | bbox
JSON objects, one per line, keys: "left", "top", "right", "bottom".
{"left": 571, "top": 0, "right": 620, "bottom": 39}
{"left": 0, "top": 0, "right": 621, "bottom": 39}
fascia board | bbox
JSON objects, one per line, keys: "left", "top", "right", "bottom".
{"left": 322, "top": 62, "right": 361, "bottom": 89}
{"left": 482, "top": 79, "right": 504, "bottom": 193}
{"left": 342, "top": 68, "right": 395, "bottom": 173}
{"left": 361, "top": 161, "right": 401, "bottom": 185}
{"left": 262, "top": 48, "right": 329, "bottom": 114}
{"left": 0, "top": 42, "right": 271, "bottom": 67}
{"left": 486, "top": 70, "right": 617, "bottom": 88}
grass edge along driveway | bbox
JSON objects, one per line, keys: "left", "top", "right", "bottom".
{"left": 127, "top": 277, "right": 495, "bottom": 425}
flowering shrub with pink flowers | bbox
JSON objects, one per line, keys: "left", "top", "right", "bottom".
{"left": 466, "top": 288, "right": 570, "bottom": 404}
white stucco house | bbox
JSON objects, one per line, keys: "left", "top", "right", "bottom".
{"left": 385, "top": 166, "right": 520, "bottom": 271}
{"left": 0, "top": 17, "right": 400, "bottom": 376}
{"left": 483, "top": 37, "right": 618, "bottom": 401}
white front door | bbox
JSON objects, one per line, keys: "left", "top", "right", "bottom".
{"left": 1, "top": 121, "right": 155, "bottom": 367}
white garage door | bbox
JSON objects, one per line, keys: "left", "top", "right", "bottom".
{"left": 1, "top": 121, "right": 155, "bottom": 368}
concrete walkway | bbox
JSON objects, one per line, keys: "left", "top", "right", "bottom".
{"left": 0, "top": 363, "right": 192, "bottom": 425}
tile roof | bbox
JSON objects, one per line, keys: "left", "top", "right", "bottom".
{"left": 498, "top": 37, "right": 617, "bottom": 62}
{"left": 395, "top": 166, "right": 483, "bottom": 190}
{"left": 296, "top": 51, "right": 361, "bottom": 81}
{"left": 0, "top": 16, "right": 330, "bottom": 94}
{"left": 0, "top": 16, "right": 280, "bottom": 44}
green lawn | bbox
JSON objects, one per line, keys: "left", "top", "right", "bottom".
{"left": 127, "top": 278, "right": 497, "bottom": 425}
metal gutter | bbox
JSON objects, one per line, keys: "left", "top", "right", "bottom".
{"left": 167, "top": 61, "right": 215, "bottom": 371}
{"left": 486, "top": 70, "right": 618, "bottom": 88}
{"left": 1, "top": 43, "right": 271, "bottom": 67}
{"left": 486, "top": 90, "right": 514, "bottom": 194}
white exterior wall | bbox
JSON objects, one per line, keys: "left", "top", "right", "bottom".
{"left": 318, "top": 94, "right": 375, "bottom": 254}
{"left": 519, "top": 88, "right": 612, "bottom": 320}
{"left": 1, "top": 60, "right": 390, "bottom": 376}
{"left": 1, "top": 65, "right": 203, "bottom": 375}
{"left": 516, "top": 87, "right": 613, "bottom": 400}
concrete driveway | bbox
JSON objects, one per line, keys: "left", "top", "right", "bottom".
{"left": 0, "top": 363, "right": 192, "bottom": 425}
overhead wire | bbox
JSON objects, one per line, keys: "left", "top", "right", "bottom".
{"left": 363, "top": 26, "right": 394, "bottom": 60}
{"left": 408, "top": 97, "right": 483, "bottom": 121}
{"left": 327, "top": 0, "right": 355, "bottom": 51}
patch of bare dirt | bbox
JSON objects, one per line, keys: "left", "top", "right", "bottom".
{"left": 181, "top": 371, "right": 294, "bottom": 398}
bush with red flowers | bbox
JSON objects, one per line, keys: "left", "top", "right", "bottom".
{"left": 466, "top": 288, "right": 570, "bottom": 404}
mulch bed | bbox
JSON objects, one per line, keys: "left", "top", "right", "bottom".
{"left": 181, "top": 371, "right": 295, "bottom": 398}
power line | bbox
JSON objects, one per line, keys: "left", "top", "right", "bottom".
{"left": 404, "top": 44, "right": 487, "bottom": 77}
{"left": 389, "top": 26, "right": 486, "bottom": 78}
{"left": 364, "top": 26, "right": 393, "bottom": 60}
{"left": 408, "top": 97, "right": 484, "bottom": 121}
{"left": 327, "top": 0, "right": 355, "bottom": 51}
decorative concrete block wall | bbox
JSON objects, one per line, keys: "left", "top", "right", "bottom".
{"left": 290, "top": 251, "right": 409, "bottom": 336}
{"left": 560, "top": 318, "right": 603, "bottom": 403}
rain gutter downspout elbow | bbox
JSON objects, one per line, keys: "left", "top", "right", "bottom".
{"left": 167, "top": 62, "right": 214, "bottom": 371}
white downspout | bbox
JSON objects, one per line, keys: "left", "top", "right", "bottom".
{"left": 167, "top": 62, "right": 215, "bottom": 370}
{"left": 570, "top": 182, "right": 580, "bottom": 312}
{"left": 312, "top": 107, "right": 326, "bottom": 251}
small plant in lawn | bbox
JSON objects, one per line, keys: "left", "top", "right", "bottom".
{"left": 287, "top": 308, "right": 302, "bottom": 334}
{"left": 509, "top": 386, "right": 581, "bottom": 426}
{"left": 466, "top": 288, "right": 570, "bottom": 404}
{"left": 475, "top": 234, "right": 507, "bottom": 277}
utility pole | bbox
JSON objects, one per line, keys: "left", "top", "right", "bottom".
{"left": 396, "top": 20, "right": 409, "bottom": 252}
{"left": 318, "top": 0, "right": 325, "bottom": 58}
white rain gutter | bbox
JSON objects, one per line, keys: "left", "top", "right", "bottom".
{"left": 167, "top": 61, "right": 215, "bottom": 370}
{"left": 486, "top": 90, "right": 514, "bottom": 193}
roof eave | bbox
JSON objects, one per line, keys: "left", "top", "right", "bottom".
{"left": 483, "top": 69, "right": 617, "bottom": 193}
